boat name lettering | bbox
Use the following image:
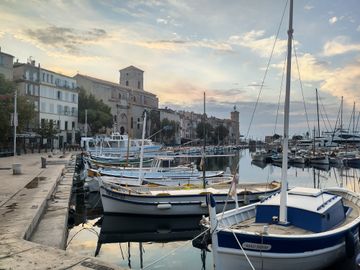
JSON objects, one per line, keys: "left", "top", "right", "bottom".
{"left": 242, "top": 242, "right": 271, "bottom": 251}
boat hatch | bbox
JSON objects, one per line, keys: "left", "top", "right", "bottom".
{"left": 255, "top": 188, "right": 346, "bottom": 233}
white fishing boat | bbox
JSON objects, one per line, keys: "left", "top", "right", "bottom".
{"left": 202, "top": 2, "right": 360, "bottom": 269}
{"left": 98, "top": 179, "right": 281, "bottom": 216}
{"left": 82, "top": 132, "right": 163, "bottom": 157}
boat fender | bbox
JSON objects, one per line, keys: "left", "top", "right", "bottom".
{"left": 157, "top": 203, "right": 171, "bottom": 209}
{"left": 345, "top": 231, "right": 355, "bottom": 258}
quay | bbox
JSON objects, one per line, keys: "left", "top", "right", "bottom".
{"left": 0, "top": 152, "right": 124, "bottom": 270}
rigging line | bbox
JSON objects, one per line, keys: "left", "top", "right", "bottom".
{"left": 141, "top": 227, "right": 210, "bottom": 270}
{"left": 245, "top": 0, "right": 289, "bottom": 139}
{"left": 273, "top": 54, "right": 287, "bottom": 135}
{"left": 292, "top": 37, "right": 311, "bottom": 135}
{"left": 319, "top": 106, "right": 330, "bottom": 132}
{"left": 319, "top": 93, "right": 333, "bottom": 132}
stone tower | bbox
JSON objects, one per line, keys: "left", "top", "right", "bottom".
{"left": 231, "top": 105, "right": 240, "bottom": 144}
{"left": 119, "top": 65, "right": 144, "bottom": 90}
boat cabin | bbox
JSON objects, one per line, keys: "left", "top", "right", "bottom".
{"left": 255, "top": 187, "right": 347, "bottom": 233}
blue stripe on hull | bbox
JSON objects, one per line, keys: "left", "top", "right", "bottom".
{"left": 217, "top": 225, "right": 359, "bottom": 254}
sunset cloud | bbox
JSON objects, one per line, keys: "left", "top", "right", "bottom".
{"left": 229, "top": 30, "right": 287, "bottom": 57}
{"left": 323, "top": 36, "right": 360, "bottom": 56}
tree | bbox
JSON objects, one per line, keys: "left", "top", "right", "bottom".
{"left": 196, "top": 122, "right": 214, "bottom": 144}
{"left": 214, "top": 125, "right": 229, "bottom": 144}
{"left": 78, "top": 88, "right": 113, "bottom": 135}
{"left": 160, "top": 118, "right": 179, "bottom": 145}
{"left": 148, "top": 109, "right": 160, "bottom": 141}
{"left": 36, "top": 120, "right": 58, "bottom": 150}
{"left": 0, "top": 74, "right": 36, "bottom": 147}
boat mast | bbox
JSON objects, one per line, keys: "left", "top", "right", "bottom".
{"left": 340, "top": 96, "right": 343, "bottom": 131}
{"left": 316, "top": 88, "right": 320, "bottom": 138}
{"left": 352, "top": 102, "right": 355, "bottom": 133}
{"left": 279, "top": 0, "right": 293, "bottom": 225}
{"left": 202, "top": 91, "right": 206, "bottom": 188}
{"left": 138, "top": 111, "right": 147, "bottom": 185}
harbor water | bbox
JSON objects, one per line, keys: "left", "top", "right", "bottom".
{"left": 66, "top": 149, "right": 360, "bottom": 269}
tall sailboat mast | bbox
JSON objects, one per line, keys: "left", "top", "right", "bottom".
{"left": 279, "top": 0, "right": 293, "bottom": 224}
{"left": 316, "top": 88, "right": 320, "bottom": 137}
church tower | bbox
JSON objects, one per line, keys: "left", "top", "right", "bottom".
{"left": 119, "top": 65, "right": 144, "bottom": 90}
{"left": 230, "top": 106, "right": 240, "bottom": 144}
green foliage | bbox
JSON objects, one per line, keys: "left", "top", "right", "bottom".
{"left": 78, "top": 88, "right": 113, "bottom": 134}
{"left": 37, "top": 120, "right": 58, "bottom": 139}
{"left": 0, "top": 74, "right": 36, "bottom": 147}
{"left": 148, "top": 109, "right": 160, "bottom": 141}
{"left": 213, "top": 124, "right": 229, "bottom": 144}
{"left": 196, "top": 121, "right": 214, "bottom": 142}
{"left": 160, "top": 118, "right": 179, "bottom": 145}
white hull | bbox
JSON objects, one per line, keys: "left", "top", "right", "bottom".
{"left": 99, "top": 181, "right": 281, "bottom": 216}
{"left": 216, "top": 243, "right": 346, "bottom": 270}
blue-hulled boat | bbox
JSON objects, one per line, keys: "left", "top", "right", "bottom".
{"left": 203, "top": 1, "right": 360, "bottom": 269}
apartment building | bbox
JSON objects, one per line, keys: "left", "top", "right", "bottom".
{"left": 14, "top": 60, "right": 78, "bottom": 148}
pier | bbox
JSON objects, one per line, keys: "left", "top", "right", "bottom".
{"left": 0, "top": 152, "right": 124, "bottom": 269}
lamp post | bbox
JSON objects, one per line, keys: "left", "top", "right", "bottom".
{"left": 13, "top": 90, "right": 17, "bottom": 158}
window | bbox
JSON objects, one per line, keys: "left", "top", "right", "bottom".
{"left": 64, "top": 106, "right": 69, "bottom": 115}
{"left": 137, "top": 118, "right": 140, "bottom": 129}
{"left": 50, "top": 75, "right": 53, "bottom": 84}
{"left": 72, "top": 94, "right": 76, "bottom": 102}
{"left": 46, "top": 74, "right": 49, "bottom": 82}
{"left": 71, "top": 107, "right": 75, "bottom": 116}
{"left": 41, "top": 102, "right": 46, "bottom": 112}
{"left": 131, "top": 117, "right": 133, "bottom": 129}
{"left": 65, "top": 121, "right": 68, "bottom": 130}
{"left": 126, "top": 80, "right": 129, "bottom": 86}
{"left": 41, "top": 118, "right": 45, "bottom": 128}
{"left": 33, "top": 73, "right": 37, "bottom": 82}
{"left": 72, "top": 121, "right": 75, "bottom": 129}
{"left": 49, "top": 103, "right": 54, "bottom": 113}
{"left": 42, "top": 73, "right": 45, "bottom": 81}
{"left": 72, "top": 82, "right": 75, "bottom": 89}
{"left": 26, "top": 84, "right": 31, "bottom": 95}
{"left": 138, "top": 81, "right": 140, "bottom": 89}
{"left": 57, "top": 120, "right": 61, "bottom": 130}
{"left": 57, "top": 90, "right": 61, "bottom": 100}
{"left": 118, "top": 93, "right": 121, "bottom": 99}
{"left": 25, "top": 71, "right": 29, "bottom": 80}
{"left": 57, "top": 105, "right": 62, "bottom": 114}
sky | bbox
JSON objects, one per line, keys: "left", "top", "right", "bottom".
{"left": 1, "top": 0, "right": 360, "bottom": 139}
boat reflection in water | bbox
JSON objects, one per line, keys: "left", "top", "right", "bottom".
{"left": 95, "top": 214, "right": 205, "bottom": 268}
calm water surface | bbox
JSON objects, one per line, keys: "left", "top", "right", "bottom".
{"left": 67, "top": 149, "right": 360, "bottom": 269}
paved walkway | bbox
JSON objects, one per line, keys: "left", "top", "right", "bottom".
{"left": 0, "top": 152, "right": 123, "bottom": 270}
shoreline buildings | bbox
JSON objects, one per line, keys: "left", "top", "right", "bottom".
{"left": 1, "top": 47, "right": 241, "bottom": 147}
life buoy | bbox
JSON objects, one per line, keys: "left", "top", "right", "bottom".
{"left": 345, "top": 231, "right": 355, "bottom": 258}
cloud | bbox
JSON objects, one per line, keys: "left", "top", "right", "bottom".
{"left": 136, "top": 38, "right": 233, "bottom": 52}
{"left": 290, "top": 53, "right": 360, "bottom": 106}
{"left": 323, "top": 36, "right": 360, "bottom": 56}
{"left": 22, "top": 26, "right": 108, "bottom": 55}
{"left": 304, "top": 5, "right": 314, "bottom": 10}
{"left": 156, "top": 18, "right": 168, "bottom": 24}
{"left": 329, "top": 16, "right": 338, "bottom": 24}
{"left": 229, "top": 30, "right": 288, "bottom": 57}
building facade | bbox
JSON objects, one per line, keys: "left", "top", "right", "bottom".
{"left": 0, "top": 48, "right": 14, "bottom": 80}
{"left": 177, "top": 108, "right": 240, "bottom": 145}
{"left": 75, "top": 66, "right": 159, "bottom": 139}
{"left": 13, "top": 60, "right": 79, "bottom": 148}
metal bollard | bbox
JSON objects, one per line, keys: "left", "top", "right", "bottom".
{"left": 41, "top": 157, "right": 46, "bottom": 168}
